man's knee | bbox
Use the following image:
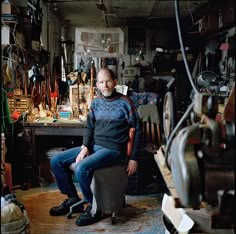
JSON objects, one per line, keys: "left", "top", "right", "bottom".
{"left": 50, "top": 154, "right": 60, "bottom": 169}
{"left": 74, "top": 163, "right": 90, "bottom": 179}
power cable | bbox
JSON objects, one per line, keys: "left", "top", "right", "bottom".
{"left": 164, "top": 102, "right": 194, "bottom": 170}
{"left": 164, "top": 0, "right": 201, "bottom": 170}
{"left": 174, "top": 0, "right": 199, "bottom": 94}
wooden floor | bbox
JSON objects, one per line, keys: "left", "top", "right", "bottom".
{"left": 14, "top": 183, "right": 167, "bottom": 234}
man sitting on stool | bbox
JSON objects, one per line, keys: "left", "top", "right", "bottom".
{"left": 49, "top": 68, "right": 142, "bottom": 226}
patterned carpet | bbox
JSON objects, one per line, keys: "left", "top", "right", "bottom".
{"left": 21, "top": 190, "right": 166, "bottom": 234}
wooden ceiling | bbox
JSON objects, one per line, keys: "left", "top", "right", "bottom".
{"left": 43, "top": 0, "right": 208, "bottom": 27}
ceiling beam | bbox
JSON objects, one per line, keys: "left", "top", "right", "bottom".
{"left": 44, "top": 0, "right": 97, "bottom": 3}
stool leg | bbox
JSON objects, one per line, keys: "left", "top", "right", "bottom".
{"left": 111, "top": 212, "right": 116, "bottom": 225}
{"left": 67, "top": 200, "right": 85, "bottom": 219}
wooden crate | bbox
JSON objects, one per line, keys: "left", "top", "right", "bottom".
{"left": 8, "top": 95, "right": 30, "bottom": 113}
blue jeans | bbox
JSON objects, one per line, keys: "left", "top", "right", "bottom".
{"left": 50, "top": 145, "right": 125, "bottom": 204}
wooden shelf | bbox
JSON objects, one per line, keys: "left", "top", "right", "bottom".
{"left": 154, "top": 146, "right": 178, "bottom": 198}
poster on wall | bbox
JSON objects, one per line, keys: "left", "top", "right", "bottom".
{"left": 75, "top": 28, "right": 124, "bottom": 57}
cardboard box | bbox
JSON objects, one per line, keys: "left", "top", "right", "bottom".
{"left": 1, "top": 26, "right": 10, "bottom": 45}
{"left": 162, "top": 194, "right": 194, "bottom": 234}
{"left": 15, "top": 31, "right": 25, "bottom": 47}
{"left": 1, "top": 2, "right": 16, "bottom": 15}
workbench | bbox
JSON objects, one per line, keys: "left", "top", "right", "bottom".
{"left": 21, "top": 120, "right": 86, "bottom": 136}
{"left": 6, "top": 119, "right": 87, "bottom": 187}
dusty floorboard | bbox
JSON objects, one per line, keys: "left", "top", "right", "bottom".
{"left": 18, "top": 188, "right": 166, "bottom": 234}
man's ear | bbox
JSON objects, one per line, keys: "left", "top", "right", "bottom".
{"left": 114, "top": 79, "right": 118, "bottom": 86}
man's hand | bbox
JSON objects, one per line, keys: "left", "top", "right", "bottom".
{"left": 75, "top": 146, "right": 89, "bottom": 163}
{"left": 126, "top": 159, "right": 138, "bottom": 176}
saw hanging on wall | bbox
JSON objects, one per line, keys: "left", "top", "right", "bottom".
{"left": 50, "top": 55, "right": 60, "bottom": 112}
{"left": 29, "top": 64, "right": 44, "bottom": 108}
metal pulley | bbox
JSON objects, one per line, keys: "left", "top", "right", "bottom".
{"left": 163, "top": 91, "right": 177, "bottom": 143}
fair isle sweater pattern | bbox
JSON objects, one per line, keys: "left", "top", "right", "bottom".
{"left": 83, "top": 91, "right": 141, "bottom": 160}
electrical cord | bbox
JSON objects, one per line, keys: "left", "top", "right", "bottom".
{"left": 187, "top": 0, "right": 200, "bottom": 26}
{"left": 164, "top": 102, "right": 194, "bottom": 170}
{"left": 174, "top": 0, "right": 199, "bottom": 94}
{"left": 164, "top": 0, "right": 200, "bottom": 170}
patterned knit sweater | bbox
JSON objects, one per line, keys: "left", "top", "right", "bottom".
{"left": 83, "top": 90, "right": 142, "bottom": 160}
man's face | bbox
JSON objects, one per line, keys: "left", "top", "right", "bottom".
{"left": 96, "top": 70, "right": 117, "bottom": 97}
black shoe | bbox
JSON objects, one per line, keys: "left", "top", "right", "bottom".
{"left": 75, "top": 205, "right": 103, "bottom": 226}
{"left": 49, "top": 198, "right": 84, "bottom": 216}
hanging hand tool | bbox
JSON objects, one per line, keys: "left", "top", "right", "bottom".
{"left": 29, "top": 64, "right": 44, "bottom": 108}
{"left": 15, "top": 65, "right": 23, "bottom": 95}
{"left": 90, "top": 60, "right": 95, "bottom": 101}
{"left": 23, "top": 63, "right": 28, "bottom": 96}
{"left": 31, "top": 78, "right": 41, "bottom": 108}
{"left": 50, "top": 56, "right": 60, "bottom": 113}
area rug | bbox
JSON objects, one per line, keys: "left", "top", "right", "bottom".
{"left": 21, "top": 190, "right": 165, "bottom": 234}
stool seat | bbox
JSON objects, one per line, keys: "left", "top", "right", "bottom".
{"left": 91, "top": 164, "right": 128, "bottom": 215}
